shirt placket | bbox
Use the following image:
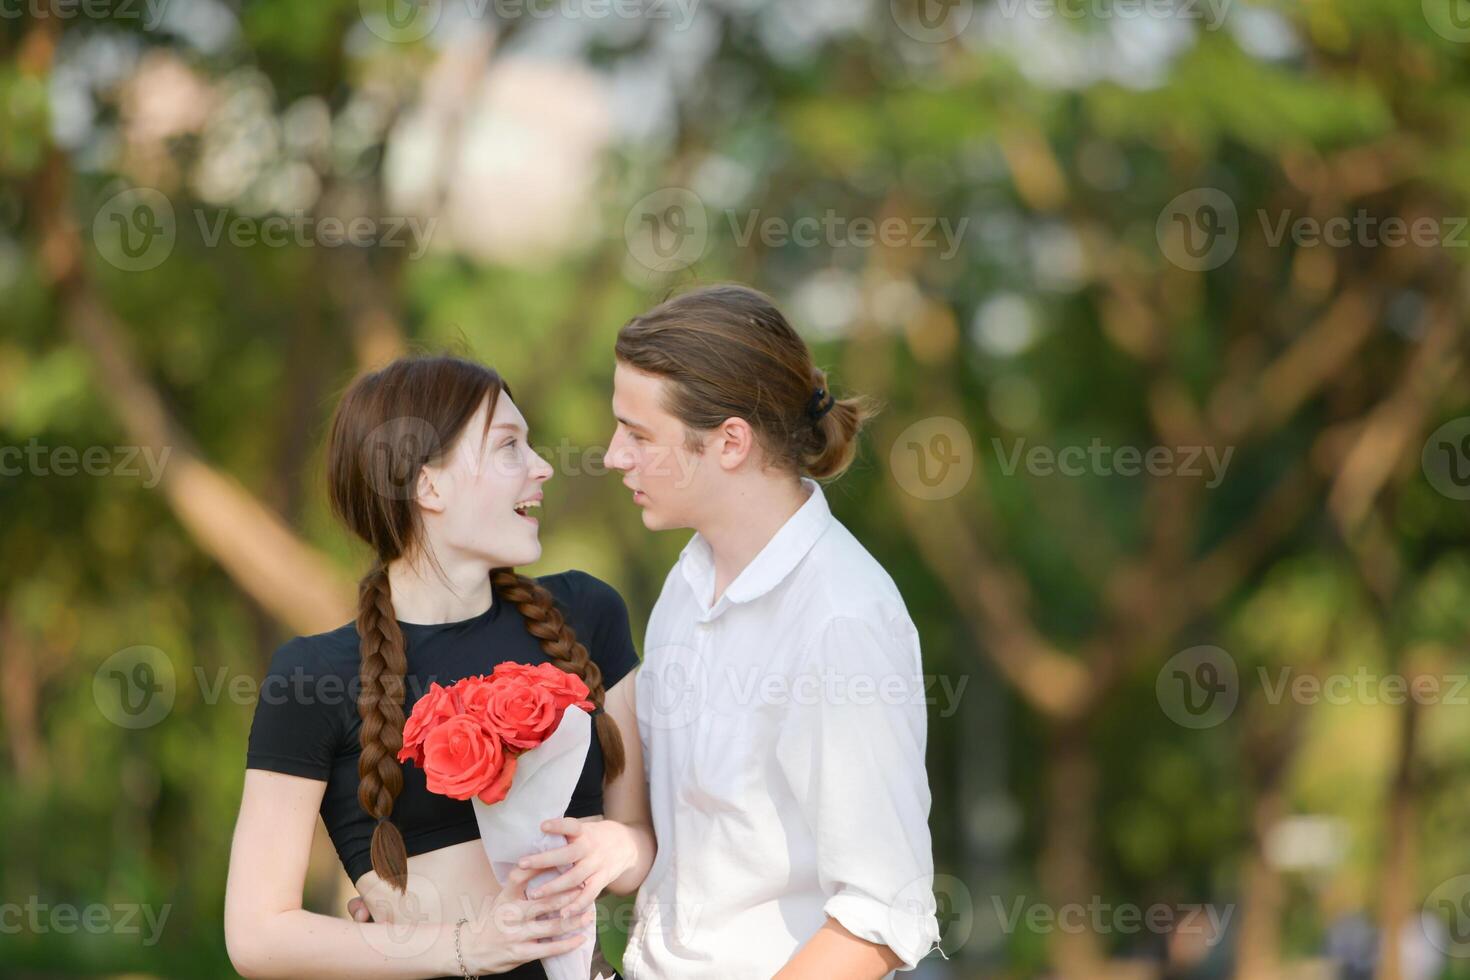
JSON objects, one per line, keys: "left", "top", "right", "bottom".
{"left": 673, "top": 611, "right": 719, "bottom": 791}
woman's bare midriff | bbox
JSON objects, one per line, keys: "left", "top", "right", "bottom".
{"left": 353, "top": 815, "right": 604, "bottom": 925}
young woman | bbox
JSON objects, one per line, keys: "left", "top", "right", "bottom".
{"left": 224, "top": 354, "right": 654, "bottom": 979}
{"left": 603, "top": 284, "right": 940, "bottom": 979}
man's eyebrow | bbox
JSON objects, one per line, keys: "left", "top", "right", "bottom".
{"left": 614, "top": 414, "right": 648, "bottom": 432}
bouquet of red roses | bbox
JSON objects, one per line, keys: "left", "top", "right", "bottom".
{"left": 397, "top": 661, "right": 595, "bottom": 803}
{"left": 398, "top": 661, "right": 602, "bottom": 980}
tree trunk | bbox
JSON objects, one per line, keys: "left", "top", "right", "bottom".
{"left": 1039, "top": 717, "right": 1108, "bottom": 977}
{"left": 1375, "top": 668, "right": 1422, "bottom": 980}
{"left": 0, "top": 615, "right": 49, "bottom": 784}
{"left": 30, "top": 158, "right": 355, "bottom": 637}
{"left": 1233, "top": 702, "right": 1301, "bottom": 980}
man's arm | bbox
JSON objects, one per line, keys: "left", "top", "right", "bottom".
{"left": 775, "top": 917, "right": 904, "bottom": 980}
{"left": 596, "top": 669, "right": 656, "bottom": 895}
{"left": 773, "top": 615, "right": 941, "bottom": 975}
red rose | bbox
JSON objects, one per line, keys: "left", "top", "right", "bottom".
{"left": 455, "top": 675, "right": 497, "bottom": 722}
{"left": 420, "top": 715, "right": 518, "bottom": 804}
{"left": 541, "top": 667, "right": 595, "bottom": 714}
{"left": 398, "top": 681, "right": 461, "bottom": 767}
{"left": 532, "top": 662, "right": 593, "bottom": 708}
{"left": 489, "top": 661, "right": 540, "bottom": 685}
{"left": 492, "top": 661, "right": 594, "bottom": 712}
{"left": 483, "top": 678, "right": 562, "bottom": 749}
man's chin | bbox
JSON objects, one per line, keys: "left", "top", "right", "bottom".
{"left": 639, "top": 505, "right": 695, "bottom": 533}
{"left": 640, "top": 507, "right": 674, "bottom": 531}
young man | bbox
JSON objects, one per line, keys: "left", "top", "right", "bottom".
{"left": 604, "top": 284, "right": 940, "bottom": 979}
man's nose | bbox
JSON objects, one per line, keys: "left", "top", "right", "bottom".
{"left": 604, "top": 436, "right": 632, "bottom": 472}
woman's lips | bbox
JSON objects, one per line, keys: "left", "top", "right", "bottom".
{"left": 513, "top": 494, "right": 543, "bottom": 525}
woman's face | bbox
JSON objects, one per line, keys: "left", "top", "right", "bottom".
{"left": 417, "top": 392, "right": 553, "bottom": 569}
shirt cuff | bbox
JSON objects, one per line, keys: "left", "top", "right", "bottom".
{"left": 823, "top": 891, "right": 940, "bottom": 971}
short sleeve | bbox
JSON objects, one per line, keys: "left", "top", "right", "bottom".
{"left": 245, "top": 637, "right": 343, "bottom": 781}
{"left": 774, "top": 615, "right": 940, "bottom": 970}
{"left": 567, "top": 572, "right": 641, "bottom": 691}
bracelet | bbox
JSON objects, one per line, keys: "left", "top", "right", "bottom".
{"left": 454, "top": 917, "right": 479, "bottom": 980}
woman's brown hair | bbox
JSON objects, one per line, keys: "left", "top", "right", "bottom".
{"left": 614, "top": 283, "right": 877, "bottom": 479}
{"left": 325, "top": 354, "right": 624, "bottom": 892}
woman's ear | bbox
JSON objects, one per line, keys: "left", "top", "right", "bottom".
{"left": 415, "top": 464, "right": 447, "bottom": 514}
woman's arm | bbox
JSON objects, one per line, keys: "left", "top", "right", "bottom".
{"left": 517, "top": 670, "right": 656, "bottom": 911}
{"left": 225, "top": 769, "right": 590, "bottom": 979}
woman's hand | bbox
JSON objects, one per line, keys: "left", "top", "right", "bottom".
{"left": 461, "top": 865, "right": 595, "bottom": 974}
{"left": 345, "top": 866, "right": 592, "bottom": 973}
{"left": 517, "top": 817, "right": 640, "bottom": 917}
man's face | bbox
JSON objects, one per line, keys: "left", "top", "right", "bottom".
{"left": 606, "top": 362, "right": 711, "bottom": 531}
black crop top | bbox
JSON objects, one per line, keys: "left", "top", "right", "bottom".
{"left": 245, "top": 570, "right": 640, "bottom": 885}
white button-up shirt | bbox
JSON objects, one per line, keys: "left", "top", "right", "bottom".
{"left": 624, "top": 479, "right": 939, "bottom": 979}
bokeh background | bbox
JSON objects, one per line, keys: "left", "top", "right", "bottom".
{"left": 4, "top": 0, "right": 1470, "bottom": 976}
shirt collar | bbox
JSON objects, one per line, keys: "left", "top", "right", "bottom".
{"left": 679, "top": 478, "right": 833, "bottom": 617}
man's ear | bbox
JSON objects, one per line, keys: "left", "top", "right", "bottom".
{"left": 415, "top": 464, "right": 447, "bottom": 514}
{"left": 715, "top": 417, "right": 756, "bottom": 471}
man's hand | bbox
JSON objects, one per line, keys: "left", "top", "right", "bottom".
{"left": 347, "top": 896, "right": 371, "bottom": 923}
{"left": 516, "top": 817, "right": 642, "bottom": 917}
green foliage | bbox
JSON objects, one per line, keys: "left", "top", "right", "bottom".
{"left": 4, "top": 0, "right": 1470, "bottom": 975}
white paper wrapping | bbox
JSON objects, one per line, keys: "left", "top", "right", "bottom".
{"left": 471, "top": 705, "right": 609, "bottom": 980}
